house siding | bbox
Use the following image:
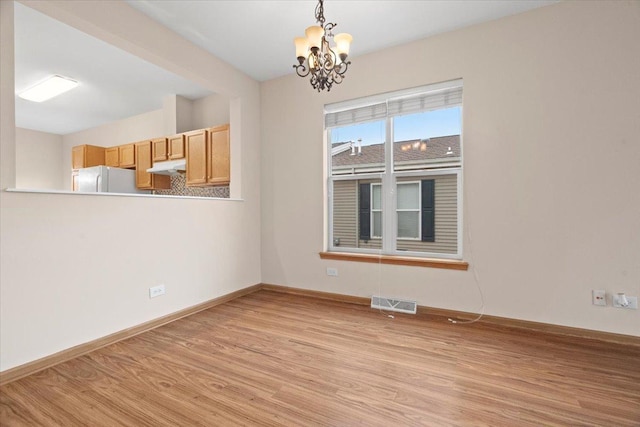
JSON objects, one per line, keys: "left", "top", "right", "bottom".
{"left": 332, "top": 180, "right": 358, "bottom": 248}
{"left": 332, "top": 174, "right": 457, "bottom": 254}
{"left": 397, "top": 174, "right": 457, "bottom": 254}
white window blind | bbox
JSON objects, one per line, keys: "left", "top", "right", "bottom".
{"left": 325, "top": 83, "right": 462, "bottom": 128}
{"left": 387, "top": 86, "right": 463, "bottom": 117}
{"left": 397, "top": 183, "right": 419, "bottom": 209}
{"left": 325, "top": 102, "right": 387, "bottom": 128}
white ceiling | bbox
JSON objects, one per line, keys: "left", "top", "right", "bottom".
{"left": 14, "top": 2, "right": 213, "bottom": 135}
{"left": 127, "top": 0, "right": 557, "bottom": 82}
{"left": 15, "top": 0, "right": 556, "bottom": 136}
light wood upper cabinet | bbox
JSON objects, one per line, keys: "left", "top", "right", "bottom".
{"left": 152, "top": 138, "right": 168, "bottom": 162}
{"left": 168, "top": 134, "right": 185, "bottom": 159}
{"left": 207, "top": 124, "right": 230, "bottom": 186}
{"left": 119, "top": 143, "right": 136, "bottom": 169}
{"left": 72, "top": 145, "right": 105, "bottom": 169}
{"left": 185, "top": 129, "right": 208, "bottom": 186}
{"left": 135, "top": 141, "right": 170, "bottom": 190}
{"left": 103, "top": 144, "right": 135, "bottom": 168}
{"left": 105, "top": 147, "right": 119, "bottom": 167}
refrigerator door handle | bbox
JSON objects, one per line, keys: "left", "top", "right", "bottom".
{"left": 96, "top": 174, "right": 102, "bottom": 192}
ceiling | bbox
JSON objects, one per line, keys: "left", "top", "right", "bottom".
{"left": 15, "top": 0, "right": 556, "bottom": 136}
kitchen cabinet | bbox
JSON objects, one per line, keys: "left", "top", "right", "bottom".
{"left": 72, "top": 145, "right": 105, "bottom": 169}
{"left": 135, "top": 141, "right": 171, "bottom": 190}
{"left": 118, "top": 143, "right": 136, "bottom": 168}
{"left": 207, "top": 124, "right": 230, "bottom": 186}
{"left": 185, "top": 129, "right": 208, "bottom": 186}
{"left": 105, "top": 147, "right": 119, "bottom": 167}
{"left": 152, "top": 138, "right": 168, "bottom": 162}
{"left": 168, "top": 134, "right": 185, "bottom": 159}
{"left": 104, "top": 144, "right": 135, "bottom": 168}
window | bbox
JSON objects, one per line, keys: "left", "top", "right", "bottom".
{"left": 327, "top": 80, "right": 462, "bottom": 259}
{"left": 396, "top": 182, "right": 420, "bottom": 239}
{"left": 370, "top": 183, "right": 382, "bottom": 238}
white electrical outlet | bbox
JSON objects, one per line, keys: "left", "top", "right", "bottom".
{"left": 592, "top": 289, "right": 606, "bottom": 306}
{"left": 149, "top": 284, "right": 166, "bottom": 298}
{"left": 326, "top": 267, "right": 338, "bottom": 277}
{"left": 612, "top": 295, "right": 638, "bottom": 310}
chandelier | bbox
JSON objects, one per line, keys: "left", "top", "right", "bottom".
{"left": 293, "top": 0, "right": 353, "bottom": 92}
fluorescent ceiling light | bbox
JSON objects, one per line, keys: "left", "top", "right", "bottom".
{"left": 19, "top": 75, "right": 78, "bottom": 102}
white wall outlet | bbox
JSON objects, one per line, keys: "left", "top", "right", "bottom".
{"left": 592, "top": 289, "right": 606, "bottom": 306}
{"left": 612, "top": 294, "right": 638, "bottom": 310}
{"left": 326, "top": 267, "right": 338, "bottom": 277}
{"left": 149, "top": 284, "right": 166, "bottom": 298}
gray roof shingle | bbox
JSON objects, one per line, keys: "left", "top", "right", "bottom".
{"left": 332, "top": 135, "right": 460, "bottom": 167}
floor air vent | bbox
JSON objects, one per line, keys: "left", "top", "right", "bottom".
{"left": 371, "top": 296, "right": 417, "bottom": 314}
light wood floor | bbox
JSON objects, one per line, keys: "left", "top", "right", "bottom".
{"left": 1, "top": 290, "right": 639, "bottom": 426}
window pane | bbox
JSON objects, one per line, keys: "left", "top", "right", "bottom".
{"left": 393, "top": 107, "right": 461, "bottom": 172}
{"left": 331, "top": 179, "right": 381, "bottom": 250}
{"left": 372, "top": 212, "right": 382, "bottom": 238}
{"left": 397, "top": 183, "right": 419, "bottom": 209}
{"left": 372, "top": 184, "right": 381, "bottom": 209}
{"left": 397, "top": 212, "right": 419, "bottom": 239}
{"left": 330, "top": 120, "right": 385, "bottom": 175}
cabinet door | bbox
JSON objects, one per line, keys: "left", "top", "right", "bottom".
{"left": 135, "top": 141, "right": 171, "bottom": 190}
{"left": 72, "top": 145, "right": 105, "bottom": 168}
{"left": 72, "top": 145, "right": 85, "bottom": 169}
{"left": 135, "top": 141, "right": 153, "bottom": 189}
{"left": 168, "top": 135, "right": 185, "bottom": 159}
{"left": 185, "top": 129, "right": 208, "bottom": 186}
{"left": 207, "top": 124, "right": 230, "bottom": 185}
{"left": 119, "top": 144, "right": 136, "bottom": 168}
{"left": 105, "top": 147, "right": 119, "bottom": 167}
{"left": 152, "top": 138, "right": 168, "bottom": 162}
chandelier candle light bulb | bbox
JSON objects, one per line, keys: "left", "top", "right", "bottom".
{"left": 293, "top": 0, "right": 352, "bottom": 92}
{"left": 305, "top": 25, "right": 324, "bottom": 50}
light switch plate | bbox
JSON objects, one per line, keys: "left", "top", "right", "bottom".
{"left": 592, "top": 289, "right": 606, "bottom": 306}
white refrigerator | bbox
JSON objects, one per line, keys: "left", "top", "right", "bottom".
{"left": 78, "top": 166, "right": 148, "bottom": 194}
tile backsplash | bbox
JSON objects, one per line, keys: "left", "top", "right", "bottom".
{"left": 155, "top": 174, "right": 229, "bottom": 198}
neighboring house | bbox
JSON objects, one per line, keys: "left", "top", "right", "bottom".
{"left": 331, "top": 135, "right": 461, "bottom": 174}
{"left": 331, "top": 135, "right": 460, "bottom": 255}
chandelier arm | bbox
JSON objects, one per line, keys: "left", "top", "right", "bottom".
{"left": 293, "top": 63, "right": 311, "bottom": 78}
{"left": 334, "top": 60, "right": 350, "bottom": 76}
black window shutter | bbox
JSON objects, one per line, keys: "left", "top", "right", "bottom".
{"left": 421, "top": 179, "right": 435, "bottom": 242}
{"left": 359, "top": 183, "right": 371, "bottom": 241}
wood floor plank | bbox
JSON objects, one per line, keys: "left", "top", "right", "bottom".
{"left": 1, "top": 290, "right": 639, "bottom": 426}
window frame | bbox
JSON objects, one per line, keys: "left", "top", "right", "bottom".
{"left": 326, "top": 80, "right": 463, "bottom": 260}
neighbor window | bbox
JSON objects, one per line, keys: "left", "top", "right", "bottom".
{"left": 327, "top": 80, "right": 462, "bottom": 259}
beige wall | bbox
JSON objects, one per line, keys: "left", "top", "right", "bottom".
{"left": 64, "top": 108, "right": 165, "bottom": 149}
{"left": 261, "top": 1, "right": 640, "bottom": 336}
{"left": 15, "top": 127, "right": 64, "bottom": 190}
{"left": 1, "top": 0, "right": 261, "bottom": 371}
{"left": 192, "top": 94, "right": 231, "bottom": 130}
